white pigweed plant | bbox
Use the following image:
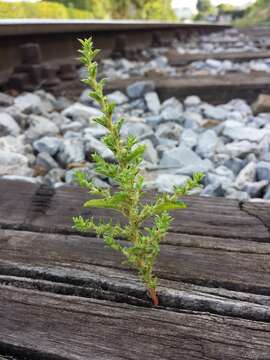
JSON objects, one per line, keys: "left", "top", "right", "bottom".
{"left": 73, "top": 38, "right": 203, "bottom": 306}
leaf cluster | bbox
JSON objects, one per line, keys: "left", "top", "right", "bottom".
{"left": 73, "top": 38, "right": 203, "bottom": 302}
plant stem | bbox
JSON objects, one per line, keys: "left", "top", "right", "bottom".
{"left": 148, "top": 287, "right": 159, "bottom": 306}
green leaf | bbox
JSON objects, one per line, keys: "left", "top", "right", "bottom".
{"left": 154, "top": 200, "right": 187, "bottom": 214}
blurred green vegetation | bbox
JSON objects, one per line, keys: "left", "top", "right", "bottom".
{"left": 234, "top": 0, "right": 270, "bottom": 27}
{"left": 0, "top": 0, "right": 177, "bottom": 20}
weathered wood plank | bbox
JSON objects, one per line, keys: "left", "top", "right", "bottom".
{"left": 0, "top": 180, "right": 269, "bottom": 241}
{"left": 1, "top": 229, "right": 270, "bottom": 307}
{"left": 1, "top": 285, "right": 270, "bottom": 360}
{"left": 167, "top": 49, "right": 270, "bottom": 66}
{"left": 105, "top": 73, "right": 270, "bottom": 104}
{"left": 241, "top": 201, "right": 270, "bottom": 233}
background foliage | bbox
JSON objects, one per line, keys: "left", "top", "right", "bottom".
{"left": 234, "top": 0, "right": 270, "bottom": 27}
{"left": 0, "top": 0, "right": 176, "bottom": 20}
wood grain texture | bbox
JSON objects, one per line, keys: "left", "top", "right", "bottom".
{"left": 1, "top": 228, "right": 270, "bottom": 319}
{"left": 1, "top": 179, "right": 270, "bottom": 359}
{"left": 0, "top": 180, "right": 269, "bottom": 240}
{"left": 1, "top": 285, "right": 270, "bottom": 360}
{"left": 167, "top": 50, "right": 270, "bottom": 66}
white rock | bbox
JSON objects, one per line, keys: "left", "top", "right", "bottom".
{"left": 62, "top": 103, "right": 101, "bottom": 124}
{"left": 202, "top": 104, "right": 229, "bottom": 121}
{"left": 223, "top": 141, "right": 260, "bottom": 158}
{"left": 84, "top": 134, "right": 114, "bottom": 161}
{"left": 83, "top": 125, "right": 108, "bottom": 139}
{"left": 0, "top": 113, "right": 20, "bottom": 136}
{"left": 197, "top": 130, "right": 219, "bottom": 158}
{"left": 160, "top": 97, "right": 183, "bottom": 122}
{"left": 107, "top": 91, "right": 128, "bottom": 105}
{"left": 144, "top": 92, "right": 161, "bottom": 115}
{"left": 159, "top": 144, "right": 203, "bottom": 169}
{"left": 33, "top": 136, "right": 62, "bottom": 156}
{"left": 155, "top": 174, "right": 189, "bottom": 193}
{"left": 223, "top": 122, "right": 270, "bottom": 142}
{"left": 180, "top": 129, "right": 198, "bottom": 149}
{"left": 0, "top": 135, "right": 26, "bottom": 154}
{"left": 35, "top": 90, "right": 56, "bottom": 113}
{"left": 126, "top": 80, "right": 155, "bottom": 99}
{"left": 184, "top": 96, "right": 201, "bottom": 108}
{"left": 25, "top": 115, "right": 59, "bottom": 141}
{"left": 234, "top": 162, "right": 256, "bottom": 190}
{"left": 58, "top": 138, "right": 85, "bottom": 165}
{"left": 120, "top": 121, "right": 152, "bottom": 139}
{"left": 139, "top": 139, "right": 158, "bottom": 165}
{"left": 156, "top": 122, "right": 183, "bottom": 141}
{"left": 0, "top": 150, "right": 32, "bottom": 176}
{"left": 14, "top": 93, "right": 42, "bottom": 113}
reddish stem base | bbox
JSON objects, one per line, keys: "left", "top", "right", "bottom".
{"left": 148, "top": 288, "right": 159, "bottom": 306}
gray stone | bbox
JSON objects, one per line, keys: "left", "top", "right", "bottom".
{"left": 0, "top": 150, "right": 32, "bottom": 176}
{"left": 43, "top": 168, "right": 66, "bottom": 186}
{"left": 184, "top": 95, "right": 201, "bottom": 108}
{"left": 79, "top": 89, "right": 93, "bottom": 105}
{"left": 126, "top": 80, "right": 155, "bottom": 99}
{"left": 64, "top": 131, "right": 81, "bottom": 139}
{"left": 144, "top": 115, "right": 163, "bottom": 127}
{"left": 0, "top": 113, "right": 20, "bottom": 136}
{"left": 14, "top": 93, "right": 42, "bottom": 114}
{"left": 156, "top": 122, "right": 182, "bottom": 141}
{"left": 35, "top": 90, "right": 56, "bottom": 113}
{"left": 223, "top": 141, "right": 259, "bottom": 158}
{"left": 60, "top": 121, "right": 84, "bottom": 134}
{"left": 84, "top": 134, "right": 114, "bottom": 161}
{"left": 223, "top": 122, "right": 270, "bottom": 142}
{"left": 58, "top": 138, "right": 85, "bottom": 166}
{"left": 180, "top": 129, "right": 198, "bottom": 149}
{"left": 120, "top": 121, "right": 152, "bottom": 139}
{"left": 201, "top": 183, "right": 225, "bottom": 197}
{"left": 144, "top": 92, "right": 161, "bottom": 115}
{"left": 155, "top": 174, "right": 189, "bottom": 193}
{"left": 224, "top": 157, "right": 247, "bottom": 176}
{"left": 107, "top": 90, "right": 128, "bottom": 105}
{"left": 159, "top": 144, "right": 204, "bottom": 169}
{"left": 197, "top": 130, "right": 219, "bottom": 158}
{"left": 202, "top": 104, "right": 228, "bottom": 121}
{"left": 243, "top": 180, "right": 269, "bottom": 198}
{"left": 264, "top": 185, "right": 270, "bottom": 200}
{"left": 48, "top": 112, "right": 71, "bottom": 128}
{"left": 62, "top": 103, "right": 101, "bottom": 125}
{"left": 139, "top": 139, "right": 158, "bottom": 165}
{"left": 65, "top": 167, "right": 95, "bottom": 184}
{"left": 0, "top": 92, "right": 14, "bottom": 107}
{"left": 36, "top": 152, "right": 59, "bottom": 171}
{"left": 33, "top": 136, "right": 62, "bottom": 156}
{"left": 256, "top": 161, "right": 270, "bottom": 181}
{"left": 83, "top": 125, "right": 108, "bottom": 139}
{"left": 25, "top": 115, "right": 59, "bottom": 141}
{"left": 207, "top": 166, "right": 235, "bottom": 190}
{"left": 226, "top": 189, "right": 250, "bottom": 201}
{"left": 183, "top": 112, "right": 203, "bottom": 129}
{"left": 205, "top": 58, "right": 222, "bottom": 69}
{"left": 160, "top": 97, "right": 183, "bottom": 122}
{"left": 175, "top": 159, "right": 213, "bottom": 176}
{"left": 55, "top": 96, "right": 72, "bottom": 112}
{"left": 0, "top": 135, "right": 26, "bottom": 154}
{"left": 234, "top": 162, "right": 256, "bottom": 190}
{"left": 138, "top": 132, "right": 159, "bottom": 147}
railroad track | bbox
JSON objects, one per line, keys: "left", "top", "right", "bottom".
{"left": 1, "top": 22, "right": 270, "bottom": 104}
{"left": 0, "top": 20, "right": 230, "bottom": 73}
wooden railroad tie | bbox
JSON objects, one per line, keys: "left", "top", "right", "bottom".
{"left": 0, "top": 179, "right": 270, "bottom": 359}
